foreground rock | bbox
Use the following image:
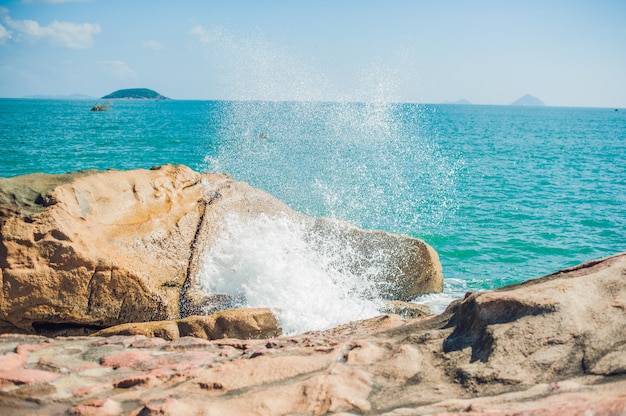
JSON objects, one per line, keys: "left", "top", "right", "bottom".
{"left": 0, "top": 253, "right": 624, "bottom": 415}
{"left": 0, "top": 165, "right": 442, "bottom": 335}
{"left": 93, "top": 308, "right": 281, "bottom": 341}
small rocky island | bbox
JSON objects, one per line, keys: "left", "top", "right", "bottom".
{"left": 101, "top": 88, "right": 169, "bottom": 100}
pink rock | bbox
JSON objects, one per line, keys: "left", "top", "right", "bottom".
{"left": 15, "top": 342, "right": 46, "bottom": 356}
{"left": 89, "top": 335, "right": 145, "bottom": 347}
{"left": 0, "top": 368, "right": 60, "bottom": 384}
{"left": 72, "top": 383, "right": 112, "bottom": 398}
{"left": 0, "top": 352, "right": 26, "bottom": 372}
{"left": 130, "top": 337, "right": 167, "bottom": 348}
{"left": 160, "top": 337, "right": 213, "bottom": 351}
{"left": 218, "top": 346, "right": 240, "bottom": 358}
{"left": 113, "top": 368, "right": 171, "bottom": 389}
{"left": 70, "top": 398, "right": 122, "bottom": 416}
{"left": 153, "top": 351, "right": 216, "bottom": 371}
{"left": 38, "top": 355, "right": 99, "bottom": 373}
{"left": 76, "top": 362, "right": 101, "bottom": 372}
{"left": 100, "top": 350, "right": 154, "bottom": 370}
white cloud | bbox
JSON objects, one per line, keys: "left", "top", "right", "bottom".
{"left": 0, "top": 23, "right": 11, "bottom": 45}
{"left": 4, "top": 15, "right": 100, "bottom": 49}
{"left": 98, "top": 60, "right": 136, "bottom": 79}
{"left": 142, "top": 40, "right": 162, "bottom": 51}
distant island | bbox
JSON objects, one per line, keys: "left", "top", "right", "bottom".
{"left": 510, "top": 94, "right": 545, "bottom": 106}
{"left": 101, "top": 88, "right": 169, "bottom": 100}
{"left": 442, "top": 99, "right": 472, "bottom": 105}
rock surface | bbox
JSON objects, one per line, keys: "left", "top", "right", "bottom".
{"left": 0, "top": 252, "right": 624, "bottom": 415}
{"left": 92, "top": 308, "right": 281, "bottom": 341}
{"left": 0, "top": 165, "right": 443, "bottom": 335}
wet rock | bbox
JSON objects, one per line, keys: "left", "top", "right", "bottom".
{"left": 382, "top": 300, "right": 431, "bottom": 318}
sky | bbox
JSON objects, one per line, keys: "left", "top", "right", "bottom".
{"left": 0, "top": 0, "right": 624, "bottom": 107}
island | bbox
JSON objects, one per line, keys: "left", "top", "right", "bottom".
{"left": 442, "top": 98, "right": 472, "bottom": 105}
{"left": 510, "top": 94, "right": 545, "bottom": 106}
{"left": 101, "top": 88, "right": 169, "bottom": 100}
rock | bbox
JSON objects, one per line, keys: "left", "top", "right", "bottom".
{"left": 0, "top": 165, "right": 205, "bottom": 334}
{"left": 0, "top": 252, "right": 624, "bottom": 415}
{"left": 382, "top": 300, "right": 430, "bottom": 318}
{"left": 307, "top": 218, "right": 442, "bottom": 301}
{"left": 90, "top": 104, "right": 109, "bottom": 112}
{"left": 440, "top": 252, "right": 626, "bottom": 391}
{"left": 0, "top": 165, "right": 442, "bottom": 335}
{"left": 92, "top": 308, "right": 282, "bottom": 341}
{"left": 0, "top": 368, "right": 60, "bottom": 385}
{"left": 69, "top": 398, "right": 122, "bottom": 416}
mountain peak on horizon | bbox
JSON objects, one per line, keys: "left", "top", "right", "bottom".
{"left": 510, "top": 94, "right": 545, "bottom": 107}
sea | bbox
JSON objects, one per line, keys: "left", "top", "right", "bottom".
{"left": 1, "top": 98, "right": 625, "bottom": 334}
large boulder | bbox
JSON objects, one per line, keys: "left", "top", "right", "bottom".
{"left": 0, "top": 165, "right": 442, "bottom": 335}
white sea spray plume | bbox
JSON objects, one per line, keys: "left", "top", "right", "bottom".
{"left": 198, "top": 213, "right": 384, "bottom": 335}
{"left": 197, "top": 29, "right": 465, "bottom": 315}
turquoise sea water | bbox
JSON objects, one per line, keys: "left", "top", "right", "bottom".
{"left": 1, "top": 98, "right": 625, "bottom": 318}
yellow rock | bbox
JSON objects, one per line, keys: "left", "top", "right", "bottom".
{"left": 92, "top": 308, "right": 281, "bottom": 340}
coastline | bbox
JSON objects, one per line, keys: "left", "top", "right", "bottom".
{"left": 0, "top": 165, "right": 625, "bottom": 414}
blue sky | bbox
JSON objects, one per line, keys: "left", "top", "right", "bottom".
{"left": 0, "top": 0, "right": 624, "bottom": 107}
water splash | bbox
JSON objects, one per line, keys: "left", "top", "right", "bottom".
{"left": 198, "top": 214, "right": 383, "bottom": 335}
{"left": 196, "top": 29, "right": 463, "bottom": 332}
{"left": 191, "top": 26, "right": 332, "bottom": 102}
{"left": 205, "top": 101, "right": 461, "bottom": 234}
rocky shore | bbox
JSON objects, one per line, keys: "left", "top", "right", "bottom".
{"left": 0, "top": 252, "right": 624, "bottom": 415}
{"left": 0, "top": 166, "right": 625, "bottom": 415}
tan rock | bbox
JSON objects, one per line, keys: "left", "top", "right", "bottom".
{"left": 0, "top": 165, "right": 443, "bottom": 335}
{"left": 178, "top": 308, "right": 282, "bottom": 339}
{"left": 307, "top": 218, "right": 443, "bottom": 300}
{"left": 93, "top": 308, "right": 282, "bottom": 341}
{"left": 0, "top": 165, "right": 206, "bottom": 334}
{"left": 91, "top": 321, "right": 181, "bottom": 341}
{"left": 382, "top": 300, "right": 431, "bottom": 318}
